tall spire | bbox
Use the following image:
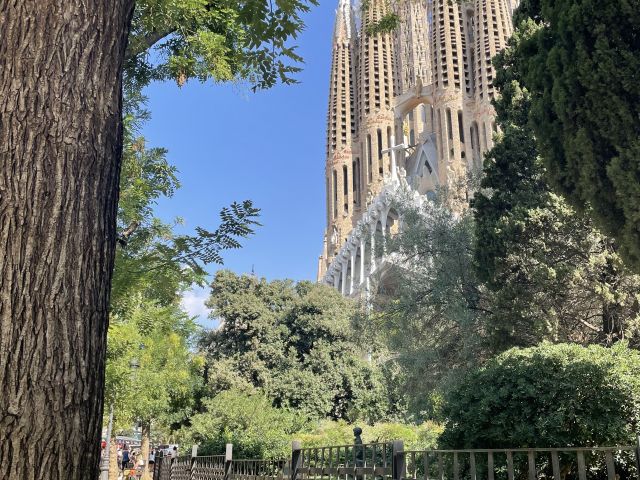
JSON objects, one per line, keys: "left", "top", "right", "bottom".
{"left": 394, "top": 0, "right": 431, "bottom": 91}
{"left": 322, "top": 0, "right": 358, "bottom": 273}
{"left": 334, "top": 0, "right": 353, "bottom": 41}
{"left": 357, "top": 0, "right": 397, "bottom": 199}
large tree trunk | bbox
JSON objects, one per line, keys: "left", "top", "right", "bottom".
{"left": 141, "top": 421, "right": 152, "bottom": 480}
{"left": 109, "top": 439, "right": 120, "bottom": 480}
{"left": 0, "top": 2, "right": 134, "bottom": 479}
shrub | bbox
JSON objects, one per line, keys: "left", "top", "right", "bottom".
{"left": 296, "top": 420, "right": 442, "bottom": 451}
{"left": 179, "top": 389, "right": 307, "bottom": 459}
{"left": 440, "top": 342, "right": 640, "bottom": 449}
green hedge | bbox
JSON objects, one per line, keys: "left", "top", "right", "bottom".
{"left": 440, "top": 342, "right": 640, "bottom": 449}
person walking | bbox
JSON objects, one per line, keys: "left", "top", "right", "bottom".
{"left": 121, "top": 445, "right": 131, "bottom": 474}
{"left": 170, "top": 446, "right": 178, "bottom": 464}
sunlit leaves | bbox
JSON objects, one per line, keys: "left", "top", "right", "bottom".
{"left": 126, "top": 0, "right": 318, "bottom": 90}
{"left": 199, "top": 272, "right": 392, "bottom": 422}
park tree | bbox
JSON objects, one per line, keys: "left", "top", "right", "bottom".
{"left": 361, "top": 191, "right": 488, "bottom": 419}
{"left": 0, "top": 1, "right": 315, "bottom": 478}
{"left": 509, "top": 0, "right": 640, "bottom": 271}
{"left": 200, "top": 271, "right": 390, "bottom": 422}
{"left": 106, "top": 299, "right": 203, "bottom": 480}
{"left": 473, "top": 21, "right": 640, "bottom": 352}
{"left": 104, "top": 84, "right": 259, "bottom": 479}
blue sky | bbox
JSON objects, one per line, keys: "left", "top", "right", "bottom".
{"left": 141, "top": 2, "right": 338, "bottom": 324}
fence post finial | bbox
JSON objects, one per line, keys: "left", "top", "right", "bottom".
{"left": 224, "top": 444, "right": 233, "bottom": 480}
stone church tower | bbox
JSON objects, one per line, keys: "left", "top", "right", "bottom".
{"left": 319, "top": 0, "right": 517, "bottom": 287}
{"left": 323, "top": 0, "right": 357, "bottom": 265}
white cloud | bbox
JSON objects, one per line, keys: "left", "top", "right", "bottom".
{"left": 181, "top": 286, "right": 218, "bottom": 328}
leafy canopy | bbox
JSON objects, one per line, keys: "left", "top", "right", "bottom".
{"left": 200, "top": 271, "right": 391, "bottom": 422}
{"left": 179, "top": 389, "right": 307, "bottom": 459}
{"left": 472, "top": 20, "right": 640, "bottom": 351}
{"left": 511, "top": 0, "right": 640, "bottom": 271}
{"left": 126, "top": 0, "right": 318, "bottom": 90}
{"left": 440, "top": 342, "right": 640, "bottom": 449}
{"left": 360, "top": 189, "right": 486, "bottom": 420}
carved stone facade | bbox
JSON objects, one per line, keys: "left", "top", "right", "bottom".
{"left": 319, "top": 0, "right": 516, "bottom": 291}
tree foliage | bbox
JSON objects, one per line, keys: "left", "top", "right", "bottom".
{"left": 106, "top": 299, "right": 204, "bottom": 432}
{"left": 359, "top": 191, "right": 487, "bottom": 420}
{"left": 473, "top": 22, "right": 640, "bottom": 352}
{"left": 180, "top": 389, "right": 307, "bottom": 459}
{"left": 126, "top": 0, "right": 318, "bottom": 90}
{"left": 440, "top": 342, "right": 640, "bottom": 449}
{"left": 200, "top": 271, "right": 391, "bottom": 422}
{"left": 510, "top": 0, "right": 640, "bottom": 271}
{"left": 106, "top": 87, "right": 259, "bottom": 440}
{"left": 297, "top": 419, "right": 442, "bottom": 451}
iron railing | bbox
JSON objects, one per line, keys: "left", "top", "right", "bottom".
{"left": 154, "top": 437, "right": 640, "bottom": 480}
{"left": 402, "top": 446, "right": 639, "bottom": 480}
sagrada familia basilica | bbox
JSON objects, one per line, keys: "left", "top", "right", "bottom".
{"left": 318, "top": 0, "right": 519, "bottom": 294}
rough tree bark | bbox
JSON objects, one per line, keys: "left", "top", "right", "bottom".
{"left": 109, "top": 439, "right": 120, "bottom": 480}
{"left": 141, "top": 422, "right": 152, "bottom": 480}
{"left": 0, "top": 1, "right": 135, "bottom": 479}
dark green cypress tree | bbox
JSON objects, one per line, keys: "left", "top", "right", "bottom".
{"left": 514, "top": 0, "right": 640, "bottom": 271}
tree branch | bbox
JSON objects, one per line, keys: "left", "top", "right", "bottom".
{"left": 125, "top": 29, "right": 175, "bottom": 61}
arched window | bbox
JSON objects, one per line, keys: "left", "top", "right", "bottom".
{"left": 458, "top": 110, "right": 465, "bottom": 143}
{"left": 332, "top": 170, "right": 338, "bottom": 218}
{"left": 343, "top": 165, "right": 349, "bottom": 213}
{"left": 482, "top": 123, "right": 489, "bottom": 151}
{"left": 430, "top": 106, "right": 435, "bottom": 132}
{"left": 367, "top": 135, "right": 373, "bottom": 183}
{"left": 377, "top": 129, "right": 383, "bottom": 174}
{"left": 437, "top": 110, "right": 444, "bottom": 159}
{"left": 446, "top": 108, "right": 453, "bottom": 140}
{"left": 352, "top": 160, "right": 357, "bottom": 205}
{"left": 354, "top": 158, "right": 361, "bottom": 204}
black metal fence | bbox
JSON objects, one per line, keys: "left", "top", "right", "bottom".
{"left": 154, "top": 438, "right": 640, "bottom": 480}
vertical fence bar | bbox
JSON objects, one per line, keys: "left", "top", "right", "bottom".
{"left": 329, "top": 448, "right": 334, "bottom": 480}
{"left": 551, "top": 452, "right": 560, "bottom": 480}
{"left": 437, "top": 453, "right": 443, "bottom": 480}
{"left": 576, "top": 451, "right": 586, "bottom": 480}
{"left": 392, "top": 441, "right": 405, "bottom": 480}
{"left": 635, "top": 435, "right": 640, "bottom": 480}
{"left": 423, "top": 452, "right": 429, "bottom": 480}
{"left": 469, "top": 453, "right": 476, "bottom": 480}
{"left": 407, "top": 452, "right": 418, "bottom": 480}
{"left": 225, "top": 444, "right": 233, "bottom": 480}
{"left": 370, "top": 444, "right": 375, "bottom": 480}
{"left": 292, "top": 441, "right": 303, "bottom": 480}
{"left": 505, "top": 451, "right": 514, "bottom": 480}
{"left": 605, "top": 451, "right": 615, "bottom": 480}
{"left": 190, "top": 445, "right": 198, "bottom": 480}
{"left": 487, "top": 452, "right": 494, "bottom": 480}
{"left": 527, "top": 451, "right": 536, "bottom": 480}
{"left": 453, "top": 452, "right": 459, "bottom": 480}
